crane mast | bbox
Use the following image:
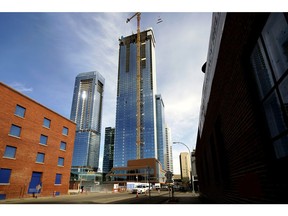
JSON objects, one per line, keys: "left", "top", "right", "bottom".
{"left": 126, "top": 12, "right": 142, "bottom": 160}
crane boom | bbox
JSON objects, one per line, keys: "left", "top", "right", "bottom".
{"left": 126, "top": 12, "right": 142, "bottom": 160}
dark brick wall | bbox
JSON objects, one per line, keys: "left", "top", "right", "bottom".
{"left": 0, "top": 83, "right": 76, "bottom": 199}
{"left": 196, "top": 13, "right": 288, "bottom": 203}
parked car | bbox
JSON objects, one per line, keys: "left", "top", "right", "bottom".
{"left": 131, "top": 184, "right": 150, "bottom": 194}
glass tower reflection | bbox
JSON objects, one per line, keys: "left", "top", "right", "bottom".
{"left": 70, "top": 71, "right": 105, "bottom": 171}
{"left": 114, "top": 29, "right": 158, "bottom": 167}
{"left": 156, "top": 94, "right": 166, "bottom": 169}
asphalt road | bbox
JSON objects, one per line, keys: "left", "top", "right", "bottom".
{"left": 0, "top": 191, "right": 202, "bottom": 204}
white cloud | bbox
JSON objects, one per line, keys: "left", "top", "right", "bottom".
{"left": 152, "top": 13, "right": 211, "bottom": 174}
{"left": 9, "top": 82, "right": 33, "bottom": 93}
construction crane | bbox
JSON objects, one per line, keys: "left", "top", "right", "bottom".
{"left": 126, "top": 12, "right": 142, "bottom": 160}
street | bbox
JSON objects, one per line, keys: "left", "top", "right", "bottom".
{"left": 0, "top": 190, "right": 202, "bottom": 204}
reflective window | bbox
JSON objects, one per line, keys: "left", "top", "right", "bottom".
{"left": 262, "top": 13, "right": 288, "bottom": 79}
{"left": 55, "top": 174, "right": 62, "bottom": 184}
{"left": 43, "top": 118, "right": 51, "bottom": 128}
{"left": 263, "top": 90, "right": 287, "bottom": 137}
{"left": 114, "top": 170, "right": 127, "bottom": 175}
{"left": 15, "top": 105, "right": 26, "bottom": 118}
{"left": 60, "top": 141, "right": 66, "bottom": 151}
{"left": 250, "top": 13, "right": 288, "bottom": 158}
{"left": 0, "top": 168, "right": 11, "bottom": 184}
{"left": 58, "top": 157, "right": 64, "bottom": 166}
{"left": 4, "top": 146, "right": 16, "bottom": 159}
{"left": 9, "top": 124, "right": 21, "bottom": 137}
{"left": 36, "top": 153, "right": 45, "bottom": 163}
{"left": 273, "top": 136, "right": 288, "bottom": 158}
{"left": 62, "top": 127, "right": 68, "bottom": 136}
{"left": 279, "top": 76, "right": 288, "bottom": 119}
{"left": 114, "top": 34, "right": 157, "bottom": 167}
{"left": 251, "top": 40, "right": 275, "bottom": 98}
{"left": 40, "top": 135, "right": 48, "bottom": 145}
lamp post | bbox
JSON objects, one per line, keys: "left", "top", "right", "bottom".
{"left": 147, "top": 166, "right": 151, "bottom": 198}
{"left": 173, "top": 141, "right": 194, "bottom": 194}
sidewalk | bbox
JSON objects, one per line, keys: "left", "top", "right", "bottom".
{"left": 0, "top": 191, "right": 203, "bottom": 204}
{"left": 111, "top": 191, "right": 203, "bottom": 204}
{"left": 166, "top": 192, "right": 202, "bottom": 204}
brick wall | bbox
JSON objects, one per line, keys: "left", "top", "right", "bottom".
{"left": 195, "top": 13, "right": 288, "bottom": 203}
{"left": 0, "top": 82, "right": 76, "bottom": 199}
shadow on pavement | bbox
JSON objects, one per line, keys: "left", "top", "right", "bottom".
{"left": 110, "top": 192, "right": 204, "bottom": 204}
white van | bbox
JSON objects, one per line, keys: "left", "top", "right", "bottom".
{"left": 131, "top": 184, "right": 150, "bottom": 194}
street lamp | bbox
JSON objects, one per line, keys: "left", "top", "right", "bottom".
{"left": 173, "top": 141, "right": 195, "bottom": 194}
{"left": 147, "top": 166, "right": 151, "bottom": 198}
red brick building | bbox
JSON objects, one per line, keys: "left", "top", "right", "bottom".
{"left": 0, "top": 82, "right": 76, "bottom": 200}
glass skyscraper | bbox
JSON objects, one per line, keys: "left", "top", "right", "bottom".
{"left": 156, "top": 94, "right": 166, "bottom": 169}
{"left": 114, "top": 29, "right": 158, "bottom": 167}
{"left": 70, "top": 71, "right": 105, "bottom": 171}
{"left": 102, "top": 127, "right": 115, "bottom": 173}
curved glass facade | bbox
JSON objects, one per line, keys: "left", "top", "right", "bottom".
{"left": 70, "top": 71, "right": 104, "bottom": 170}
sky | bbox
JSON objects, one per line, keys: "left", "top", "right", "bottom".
{"left": 0, "top": 12, "right": 212, "bottom": 174}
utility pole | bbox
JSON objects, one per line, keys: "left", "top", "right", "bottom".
{"left": 148, "top": 166, "right": 151, "bottom": 198}
{"left": 173, "top": 142, "right": 195, "bottom": 194}
{"left": 126, "top": 12, "right": 142, "bottom": 159}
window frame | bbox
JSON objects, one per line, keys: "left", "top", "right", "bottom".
{"left": 62, "top": 127, "right": 69, "bottom": 136}
{"left": 43, "top": 117, "right": 51, "bottom": 129}
{"left": 58, "top": 157, "right": 64, "bottom": 166}
{"left": 250, "top": 13, "right": 288, "bottom": 159}
{"left": 36, "top": 152, "right": 45, "bottom": 164}
{"left": 55, "top": 173, "right": 62, "bottom": 185}
{"left": 0, "top": 168, "right": 12, "bottom": 184}
{"left": 40, "top": 134, "right": 48, "bottom": 146}
{"left": 3, "top": 146, "right": 17, "bottom": 159}
{"left": 60, "top": 141, "right": 67, "bottom": 151}
{"left": 14, "top": 104, "right": 26, "bottom": 118}
{"left": 9, "top": 124, "right": 21, "bottom": 138}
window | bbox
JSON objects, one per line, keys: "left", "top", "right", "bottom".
{"left": 279, "top": 76, "right": 288, "bottom": 118}
{"left": 55, "top": 174, "right": 62, "bottom": 185}
{"left": 62, "top": 127, "right": 68, "bottom": 136}
{"left": 43, "top": 118, "right": 51, "bottom": 128}
{"left": 250, "top": 13, "right": 288, "bottom": 159}
{"left": 15, "top": 105, "right": 26, "bottom": 118}
{"left": 40, "top": 135, "right": 48, "bottom": 145}
{"left": 9, "top": 124, "right": 21, "bottom": 137}
{"left": 0, "top": 168, "right": 12, "bottom": 184}
{"left": 263, "top": 91, "right": 287, "bottom": 137}
{"left": 250, "top": 41, "right": 275, "bottom": 99}
{"left": 58, "top": 157, "right": 64, "bottom": 166}
{"left": 60, "top": 141, "right": 66, "bottom": 151}
{"left": 4, "top": 146, "right": 16, "bottom": 159}
{"left": 36, "top": 153, "right": 45, "bottom": 163}
{"left": 262, "top": 13, "right": 288, "bottom": 79}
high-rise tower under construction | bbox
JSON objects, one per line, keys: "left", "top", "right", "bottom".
{"left": 114, "top": 29, "right": 158, "bottom": 168}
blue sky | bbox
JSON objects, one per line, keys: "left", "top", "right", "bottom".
{"left": 0, "top": 12, "right": 212, "bottom": 174}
